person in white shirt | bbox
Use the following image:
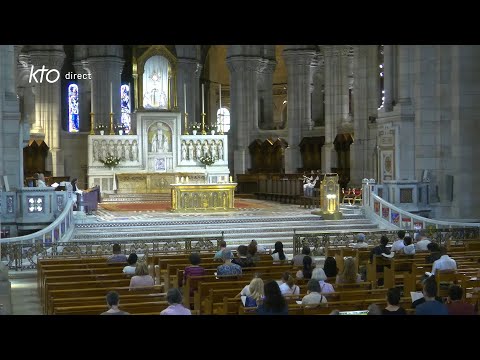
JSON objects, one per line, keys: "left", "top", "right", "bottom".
{"left": 431, "top": 247, "right": 457, "bottom": 275}
{"left": 123, "top": 253, "right": 138, "bottom": 275}
{"left": 301, "top": 279, "right": 327, "bottom": 306}
{"left": 415, "top": 230, "right": 432, "bottom": 252}
{"left": 278, "top": 272, "right": 300, "bottom": 296}
{"left": 311, "top": 267, "right": 335, "bottom": 293}
{"left": 351, "top": 233, "right": 369, "bottom": 249}
{"left": 402, "top": 236, "right": 416, "bottom": 255}
{"left": 35, "top": 173, "right": 47, "bottom": 187}
{"left": 391, "top": 230, "right": 406, "bottom": 253}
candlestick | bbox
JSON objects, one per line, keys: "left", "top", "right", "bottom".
{"left": 184, "top": 112, "right": 189, "bottom": 135}
{"left": 89, "top": 112, "right": 95, "bottom": 135}
{"left": 219, "top": 83, "right": 222, "bottom": 109}
{"left": 90, "top": 80, "right": 94, "bottom": 113}
{"left": 184, "top": 83, "right": 187, "bottom": 113}
{"left": 110, "top": 82, "right": 113, "bottom": 113}
{"left": 109, "top": 112, "right": 114, "bottom": 135}
{"left": 201, "top": 83, "right": 205, "bottom": 114}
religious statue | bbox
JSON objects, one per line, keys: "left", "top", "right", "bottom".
{"left": 108, "top": 140, "right": 115, "bottom": 157}
{"left": 120, "top": 141, "right": 126, "bottom": 160}
{"left": 151, "top": 133, "right": 158, "bottom": 153}
{"left": 100, "top": 140, "right": 107, "bottom": 161}
{"left": 125, "top": 141, "right": 132, "bottom": 161}
{"left": 303, "top": 175, "right": 319, "bottom": 197}
{"left": 210, "top": 141, "right": 216, "bottom": 160}
{"left": 202, "top": 140, "right": 209, "bottom": 157}
{"left": 162, "top": 135, "right": 169, "bottom": 152}
{"left": 195, "top": 141, "right": 202, "bottom": 159}
{"left": 217, "top": 140, "right": 223, "bottom": 160}
{"left": 188, "top": 141, "right": 194, "bottom": 161}
{"left": 114, "top": 140, "right": 121, "bottom": 158}
{"left": 181, "top": 141, "right": 187, "bottom": 160}
{"left": 132, "top": 140, "right": 138, "bottom": 161}
{"left": 92, "top": 141, "right": 98, "bottom": 161}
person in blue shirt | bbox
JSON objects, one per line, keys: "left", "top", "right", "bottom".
{"left": 256, "top": 280, "right": 288, "bottom": 315}
{"left": 415, "top": 276, "right": 448, "bottom": 315}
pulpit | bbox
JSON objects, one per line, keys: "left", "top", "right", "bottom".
{"left": 77, "top": 186, "right": 100, "bottom": 213}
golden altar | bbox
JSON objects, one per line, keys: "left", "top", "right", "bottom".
{"left": 116, "top": 172, "right": 205, "bottom": 194}
{"left": 171, "top": 183, "right": 237, "bottom": 212}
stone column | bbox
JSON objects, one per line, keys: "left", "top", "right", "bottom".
{"left": 257, "top": 59, "right": 276, "bottom": 129}
{"left": 312, "top": 58, "right": 325, "bottom": 127}
{"left": 282, "top": 46, "right": 317, "bottom": 173}
{"left": 350, "top": 45, "right": 379, "bottom": 184}
{"left": 84, "top": 52, "right": 124, "bottom": 130}
{"left": 322, "top": 46, "right": 338, "bottom": 173}
{"left": 383, "top": 45, "right": 394, "bottom": 111}
{"left": 29, "top": 46, "right": 65, "bottom": 176}
{"left": 227, "top": 51, "right": 262, "bottom": 175}
{"left": 0, "top": 45, "right": 22, "bottom": 188}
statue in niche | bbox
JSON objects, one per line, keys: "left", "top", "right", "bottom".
{"left": 125, "top": 141, "right": 132, "bottom": 161}
{"left": 151, "top": 133, "right": 158, "bottom": 153}
{"left": 114, "top": 140, "right": 121, "bottom": 158}
{"left": 210, "top": 141, "right": 216, "bottom": 160}
{"left": 195, "top": 141, "right": 202, "bottom": 160}
{"left": 217, "top": 140, "right": 223, "bottom": 160}
{"left": 132, "top": 140, "right": 138, "bottom": 161}
{"left": 181, "top": 141, "right": 187, "bottom": 160}
{"left": 162, "top": 135, "right": 169, "bottom": 152}
{"left": 202, "top": 140, "right": 209, "bottom": 157}
{"left": 92, "top": 141, "right": 98, "bottom": 161}
{"left": 188, "top": 141, "right": 194, "bottom": 161}
{"left": 120, "top": 141, "right": 126, "bottom": 160}
{"left": 100, "top": 140, "right": 107, "bottom": 161}
{"left": 108, "top": 140, "right": 115, "bottom": 156}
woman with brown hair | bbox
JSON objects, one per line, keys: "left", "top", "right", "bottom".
{"left": 335, "top": 257, "right": 362, "bottom": 284}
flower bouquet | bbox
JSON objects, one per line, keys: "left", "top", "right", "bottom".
{"left": 190, "top": 122, "right": 201, "bottom": 135}
{"left": 199, "top": 154, "right": 215, "bottom": 166}
{"left": 114, "top": 123, "right": 126, "bottom": 135}
{"left": 95, "top": 124, "right": 107, "bottom": 135}
{"left": 100, "top": 154, "right": 121, "bottom": 168}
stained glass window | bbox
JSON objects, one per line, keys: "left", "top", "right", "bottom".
{"left": 121, "top": 84, "right": 131, "bottom": 133}
{"left": 217, "top": 108, "right": 230, "bottom": 133}
{"left": 68, "top": 83, "right": 79, "bottom": 132}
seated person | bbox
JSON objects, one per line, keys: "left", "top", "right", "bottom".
{"left": 369, "top": 235, "right": 391, "bottom": 263}
{"left": 414, "top": 230, "right": 432, "bottom": 252}
{"left": 351, "top": 233, "right": 369, "bottom": 249}
{"left": 291, "top": 246, "right": 311, "bottom": 266}
{"left": 296, "top": 255, "right": 314, "bottom": 279}
{"left": 301, "top": 279, "right": 327, "bottom": 306}
{"left": 216, "top": 250, "right": 242, "bottom": 276}
{"left": 256, "top": 280, "right": 288, "bottom": 315}
{"left": 323, "top": 256, "right": 338, "bottom": 278}
{"left": 213, "top": 240, "right": 227, "bottom": 261}
{"left": 311, "top": 268, "right": 335, "bottom": 293}
{"left": 160, "top": 288, "right": 191, "bottom": 315}
{"left": 425, "top": 242, "right": 441, "bottom": 264}
{"left": 247, "top": 240, "right": 260, "bottom": 263}
{"left": 122, "top": 253, "right": 138, "bottom": 275}
{"left": 100, "top": 291, "right": 130, "bottom": 315}
{"left": 336, "top": 257, "right": 362, "bottom": 284}
{"left": 278, "top": 272, "right": 300, "bottom": 296}
{"left": 271, "top": 241, "right": 287, "bottom": 262}
{"left": 415, "top": 276, "right": 448, "bottom": 315}
{"left": 71, "top": 178, "right": 83, "bottom": 194}
{"left": 35, "top": 173, "right": 47, "bottom": 187}
{"left": 129, "top": 262, "right": 155, "bottom": 289}
{"left": 232, "top": 245, "right": 254, "bottom": 268}
{"left": 382, "top": 287, "right": 406, "bottom": 315}
{"left": 401, "top": 236, "right": 415, "bottom": 255}
{"left": 446, "top": 284, "right": 476, "bottom": 315}
{"left": 183, "top": 253, "right": 206, "bottom": 295}
{"left": 431, "top": 246, "right": 457, "bottom": 275}
{"left": 107, "top": 243, "right": 128, "bottom": 263}
{"left": 243, "top": 277, "right": 265, "bottom": 307}
{"left": 390, "top": 230, "right": 406, "bottom": 253}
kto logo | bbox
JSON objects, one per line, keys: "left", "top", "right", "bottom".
{"left": 28, "top": 65, "right": 60, "bottom": 83}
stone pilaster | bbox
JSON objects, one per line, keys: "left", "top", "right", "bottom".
{"left": 383, "top": 45, "right": 394, "bottom": 111}
{"left": 257, "top": 59, "right": 276, "bottom": 129}
{"left": 227, "top": 54, "right": 262, "bottom": 175}
{"left": 282, "top": 47, "right": 317, "bottom": 173}
{"left": 28, "top": 47, "right": 65, "bottom": 176}
{"left": 0, "top": 45, "right": 23, "bottom": 188}
{"left": 83, "top": 51, "right": 124, "bottom": 130}
{"left": 177, "top": 59, "right": 201, "bottom": 131}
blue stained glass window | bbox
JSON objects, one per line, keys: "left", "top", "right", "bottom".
{"left": 68, "top": 83, "right": 79, "bottom": 132}
{"left": 121, "top": 84, "right": 131, "bottom": 133}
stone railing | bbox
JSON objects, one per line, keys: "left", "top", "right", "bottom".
{"left": 0, "top": 232, "right": 224, "bottom": 270}
{"left": 0, "top": 198, "right": 75, "bottom": 270}
{"left": 362, "top": 179, "right": 480, "bottom": 231}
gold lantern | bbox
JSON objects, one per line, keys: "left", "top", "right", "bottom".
{"left": 313, "top": 173, "right": 342, "bottom": 220}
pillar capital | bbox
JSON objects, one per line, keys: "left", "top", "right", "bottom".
{"left": 226, "top": 56, "right": 263, "bottom": 74}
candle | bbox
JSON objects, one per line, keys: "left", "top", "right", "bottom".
{"left": 219, "top": 83, "right": 222, "bottom": 109}
{"left": 230, "top": 176, "right": 233, "bottom": 183}
{"left": 201, "top": 83, "right": 205, "bottom": 114}
{"left": 184, "top": 83, "right": 187, "bottom": 113}
{"left": 91, "top": 80, "right": 94, "bottom": 113}
{"left": 110, "top": 82, "right": 113, "bottom": 113}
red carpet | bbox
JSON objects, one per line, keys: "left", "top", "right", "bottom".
{"left": 99, "top": 199, "right": 271, "bottom": 212}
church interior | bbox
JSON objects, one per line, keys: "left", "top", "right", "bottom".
{"left": 0, "top": 45, "right": 479, "bottom": 315}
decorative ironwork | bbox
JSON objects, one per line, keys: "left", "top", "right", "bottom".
{"left": 6, "top": 195, "right": 14, "bottom": 213}
{"left": 192, "top": 238, "right": 216, "bottom": 251}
